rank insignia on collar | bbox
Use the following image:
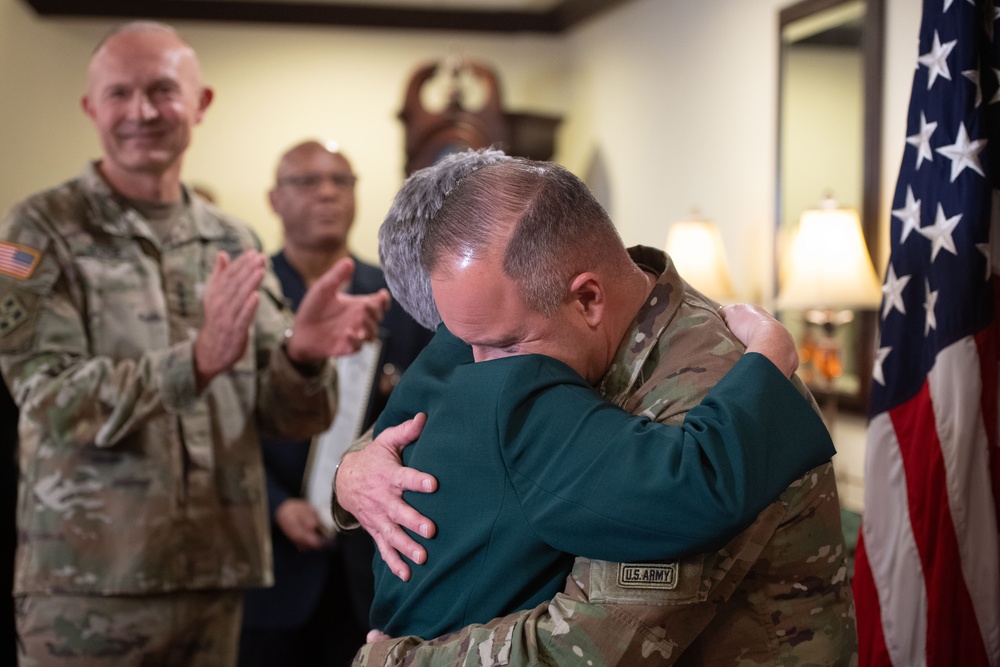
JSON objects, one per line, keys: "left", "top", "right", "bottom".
{"left": 0, "top": 293, "right": 28, "bottom": 337}
{"left": 0, "top": 241, "right": 41, "bottom": 280}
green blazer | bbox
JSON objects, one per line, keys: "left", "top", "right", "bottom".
{"left": 370, "top": 326, "right": 834, "bottom": 639}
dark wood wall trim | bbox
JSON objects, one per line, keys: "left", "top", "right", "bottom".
{"left": 548, "top": 0, "right": 634, "bottom": 31}
{"left": 22, "top": 0, "right": 631, "bottom": 33}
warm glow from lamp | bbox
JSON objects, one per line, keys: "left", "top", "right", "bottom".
{"left": 777, "top": 198, "right": 881, "bottom": 410}
{"left": 777, "top": 199, "right": 882, "bottom": 310}
{"left": 665, "top": 219, "right": 735, "bottom": 302}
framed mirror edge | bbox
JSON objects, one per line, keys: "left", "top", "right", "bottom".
{"left": 775, "top": 0, "right": 885, "bottom": 414}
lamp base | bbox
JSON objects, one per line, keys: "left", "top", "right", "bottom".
{"left": 796, "top": 310, "right": 846, "bottom": 432}
{"left": 798, "top": 324, "right": 843, "bottom": 386}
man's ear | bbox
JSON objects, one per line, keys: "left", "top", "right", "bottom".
{"left": 194, "top": 86, "right": 215, "bottom": 123}
{"left": 81, "top": 95, "right": 96, "bottom": 122}
{"left": 568, "top": 272, "right": 605, "bottom": 328}
{"left": 267, "top": 187, "right": 281, "bottom": 216}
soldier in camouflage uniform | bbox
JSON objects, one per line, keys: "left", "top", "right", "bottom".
{"left": 0, "top": 21, "right": 389, "bottom": 667}
{"left": 338, "top": 153, "right": 858, "bottom": 666}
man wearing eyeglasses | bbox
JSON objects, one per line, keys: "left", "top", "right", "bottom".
{"left": 239, "top": 141, "right": 433, "bottom": 667}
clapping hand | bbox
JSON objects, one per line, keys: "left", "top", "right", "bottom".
{"left": 286, "top": 257, "right": 391, "bottom": 363}
{"left": 194, "top": 251, "right": 266, "bottom": 390}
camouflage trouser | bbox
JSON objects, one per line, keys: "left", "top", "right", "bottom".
{"left": 15, "top": 590, "right": 243, "bottom": 667}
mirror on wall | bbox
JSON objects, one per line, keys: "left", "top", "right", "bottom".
{"left": 776, "top": 0, "right": 884, "bottom": 412}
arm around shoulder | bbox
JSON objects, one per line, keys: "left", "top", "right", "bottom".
{"left": 502, "top": 353, "right": 835, "bottom": 563}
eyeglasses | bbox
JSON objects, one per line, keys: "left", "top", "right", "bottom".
{"left": 277, "top": 173, "right": 358, "bottom": 190}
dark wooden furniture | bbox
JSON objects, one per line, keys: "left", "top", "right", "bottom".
{"left": 398, "top": 58, "right": 561, "bottom": 175}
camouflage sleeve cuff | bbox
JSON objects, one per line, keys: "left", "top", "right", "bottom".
{"left": 353, "top": 636, "right": 419, "bottom": 666}
{"left": 158, "top": 340, "right": 200, "bottom": 413}
{"left": 332, "top": 495, "right": 360, "bottom": 532}
{"left": 274, "top": 340, "right": 335, "bottom": 393}
{"left": 256, "top": 341, "right": 338, "bottom": 442}
{"left": 280, "top": 336, "right": 327, "bottom": 378}
{"left": 331, "top": 427, "right": 375, "bottom": 532}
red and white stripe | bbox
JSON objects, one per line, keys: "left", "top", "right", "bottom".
{"left": 856, "top": 272, "right": 1000, "bottom": 667}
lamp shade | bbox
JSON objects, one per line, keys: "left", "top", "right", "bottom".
{"left": 665, "top": 219, "right": 735, "bottom": 302}
{"left": 777, "top": 201, "right": 882, "bottom": 310}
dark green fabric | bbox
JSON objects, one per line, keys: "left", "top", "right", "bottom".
{"left": 371, "top": 325, "right": 835, "bottom": 639}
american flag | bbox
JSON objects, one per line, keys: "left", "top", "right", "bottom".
{"left": 0, "top": 241, "right": 38, "bottom": 280}
{"left": 852, "top": 1, "right": 1000, "bottom": 665}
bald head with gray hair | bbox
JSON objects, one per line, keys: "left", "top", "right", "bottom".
{"left": 421, "top": 159, "right": 631, "bottom": 317}
{"left": 378, "top": 148, "right": 514, "bottom": 330}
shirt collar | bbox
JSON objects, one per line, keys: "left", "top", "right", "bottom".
{"left": 597, "top": 245, "right": 686, "bottom": 404}
{"left": 79, "top": 161, "right": 227, "bottom": 245}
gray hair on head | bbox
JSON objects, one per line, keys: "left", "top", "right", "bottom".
{"left": 378, "top": 148, "right": 514, "bottom": 330}
{"left": 422, "top": 159, "right": 627, "bottom": 317}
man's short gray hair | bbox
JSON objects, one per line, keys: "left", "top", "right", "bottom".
{"left": 422, "top": 160, "right": 628, "bottom": 316}
{"left": 378, "top": 148, "right": 514, "bottom": 330}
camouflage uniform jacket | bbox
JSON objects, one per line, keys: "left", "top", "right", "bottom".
{"left": 356, "top": 246, "right": 857, "bottom": 666}
{"left": 0, "top": 163, "right": 336, "bottom": 597}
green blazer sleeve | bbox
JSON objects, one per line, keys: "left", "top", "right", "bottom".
{"left": 499, "top": 352, "right": 836, "bottom": 562}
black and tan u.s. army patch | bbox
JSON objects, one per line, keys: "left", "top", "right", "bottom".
{"left": 0, "top": 293, "right": 29, "bottom": 338}
{"left": 0, "top": 241, "right": 41, "bottom": 280}
{"left": 617, "top": 562, "right": 679, "bottom": 590}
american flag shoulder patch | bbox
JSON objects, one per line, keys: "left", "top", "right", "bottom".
{"left": 0, "top": 241, "right": 41, "bottom": 280}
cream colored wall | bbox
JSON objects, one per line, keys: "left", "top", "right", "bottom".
{"left": 0, "top": 1, "right": 569, "bottom": 263}
{"left": 558, "top": 0, "right": 920, "bottom": 305}
{"left": 557, "top": 0, "right": 790, "bottom": 304}
{"left": 0, "top": 0, "right": 920, "bottom": 282}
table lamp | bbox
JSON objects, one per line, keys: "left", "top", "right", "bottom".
{"left": 777, "top": 197, "right": 881, "bottom": 405}
{"left": 665, "top": 217, "right": 736, "bottom": 303}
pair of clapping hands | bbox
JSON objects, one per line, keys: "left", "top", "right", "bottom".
{"left": 192, "top": 252, "right": 390, "bottom": 390}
